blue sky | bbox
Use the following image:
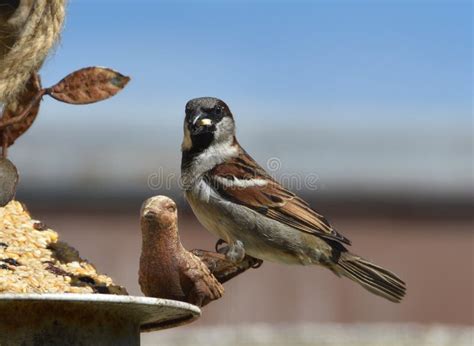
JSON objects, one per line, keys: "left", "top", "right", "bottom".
{"left": 40, "top": 0, "right": 471, "bottom": 126}
{"left": 12, "top": 0, "right": 472, "bottom": 194}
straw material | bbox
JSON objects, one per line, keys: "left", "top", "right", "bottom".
{"left": 0, "top": 1, "right": 66, "bottom": 103}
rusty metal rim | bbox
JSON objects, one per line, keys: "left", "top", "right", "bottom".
{"left": 0, "top": 293, "right": 201, "bottom": 332}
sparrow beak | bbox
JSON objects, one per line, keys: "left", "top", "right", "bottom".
{"left": 190, "top": 113, "right": 213, "bottom": 135}
{"left": 198, "top": 118, "right": 212, "bottom": 126}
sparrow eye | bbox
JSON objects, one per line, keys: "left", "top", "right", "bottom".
{"left": 214, "top": 106, "right": 222, "bottom": 116}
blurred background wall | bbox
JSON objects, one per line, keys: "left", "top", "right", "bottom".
{"left": 7, "top": 0, "right": 472, "bottom": 332}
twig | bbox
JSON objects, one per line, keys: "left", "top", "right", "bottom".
{"left": 0, "top": 88, "right": 45, "bottom": 130}
{"left": 1, "top": 129, "right": 8, "bottom": 158}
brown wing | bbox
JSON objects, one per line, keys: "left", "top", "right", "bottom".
{"left": 182, "top": 253, "right": 224, "bottom": 307}
{"left": 206, "top": 150, "right": 351, "bottom": 245}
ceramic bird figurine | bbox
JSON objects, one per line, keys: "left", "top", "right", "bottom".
{"left": 180, "top": 97, "right": 406, "bottom": 303}
{"left": 139, "top": 195, "right": 224, "bottom": 307}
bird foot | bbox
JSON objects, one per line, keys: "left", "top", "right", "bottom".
{"left": 249, "top": 257, "right": 263, "bottom": 269}
{"left": 225, "top": 240, "right": 246, "bottom": 263}
{"left": 215, "top": 239, "right": 261, "bottom": 267}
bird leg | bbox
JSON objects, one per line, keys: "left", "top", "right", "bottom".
{"left": 215, "top": 238, "right": 261, "bottom": 266}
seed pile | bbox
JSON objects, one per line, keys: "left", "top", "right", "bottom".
{"left": 0, "top": 201, "right": 127, "bottom": 295}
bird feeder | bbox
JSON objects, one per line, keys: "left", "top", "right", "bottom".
{"left": 0, "top": 201, "right": 201, "bottom": 345}
{"left": 0, "top": 294, "right": 200, "bottom": 346}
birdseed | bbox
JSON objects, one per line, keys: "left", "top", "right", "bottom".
{"left": 0, "top": 201, "right": 128, "bottom": 295}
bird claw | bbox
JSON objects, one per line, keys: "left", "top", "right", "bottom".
{"left": 215, "top": 239, "right": 227, "bottom": 253}
{"left": 250, "top": 257, "right": 263, "bottom": 269}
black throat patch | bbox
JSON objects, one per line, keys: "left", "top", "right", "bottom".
{"left": 181, "top": 131, "right": 215, "bottom": 170}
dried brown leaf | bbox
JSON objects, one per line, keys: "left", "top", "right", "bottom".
{"left": 48, "top": 67, "right": 130, "bottom": 105}
{"left": 1, "top": 74, "right": 42, "bottom": 147}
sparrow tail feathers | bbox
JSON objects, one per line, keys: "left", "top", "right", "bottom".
{"left": 336, "top": 252, "right": 406, "bottom": 303}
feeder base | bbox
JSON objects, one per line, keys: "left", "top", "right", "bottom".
{"left": 0, "top": 293, "right": 200, "bottom": 346}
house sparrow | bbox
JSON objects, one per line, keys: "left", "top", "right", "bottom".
{"left": 139, "top": 195, "right": 224, "bottom": 307}
{"left": 180, "top": 97, "right": 406, "bottom": 303}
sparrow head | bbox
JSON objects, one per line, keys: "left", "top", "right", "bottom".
{"left": 182, "top": 97, "right": 235, "bottom": 153}
{"left": 140, "top": 196, "right": 178, "bottom": 230}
